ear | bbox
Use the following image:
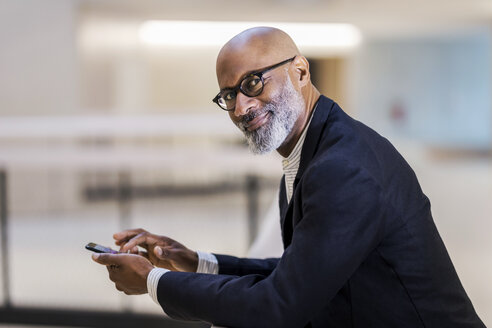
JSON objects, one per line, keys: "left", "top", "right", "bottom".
{"left": 292, "top": 56, "right": 310, "bottom": 88}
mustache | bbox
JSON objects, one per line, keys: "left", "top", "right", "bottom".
{"left": 237, "top": 107, "right": 273, "bottom": 131}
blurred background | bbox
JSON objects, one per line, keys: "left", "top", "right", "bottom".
{"left": 0, "top": 0, "right": 491, "bottom": 327}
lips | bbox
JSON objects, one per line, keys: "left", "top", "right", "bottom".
{"left": 245, "top": 111, "right": 272, "bottom": 131}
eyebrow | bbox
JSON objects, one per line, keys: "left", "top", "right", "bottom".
{"left": 219, "top": 67, "right": 263, "bottom": 93}
{"left": 219, "top": 56, "right": 296, "bottom": 92}
{"left": 220, "top": 58, "right": 291, "bottom": 92}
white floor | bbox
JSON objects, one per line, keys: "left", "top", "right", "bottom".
{"left": 0, "top": 326, "right": 75, "bottom": 328}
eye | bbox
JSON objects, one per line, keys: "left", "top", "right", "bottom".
{"left": 222, "top": 91, "right": 236, "bottom": 101}
{"left": 247, "top": 77, "right": 260, "bottom": 89}
{"left": 242, "top": 75, "right": 263, "bottom": 96}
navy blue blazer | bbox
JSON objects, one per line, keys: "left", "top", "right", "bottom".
{"left": 156, "top": 96, "right": 485, "bottom": 328}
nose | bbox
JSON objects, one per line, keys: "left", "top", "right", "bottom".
{"left": 233, "top": 92, "right": 257, "bottom": 117}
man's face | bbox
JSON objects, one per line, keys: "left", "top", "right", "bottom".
{"left": 230, "top": 75, "right": 304, "bottom": 154}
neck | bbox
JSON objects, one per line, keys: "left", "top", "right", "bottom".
{"left": 276, "top": 86, "right": 320, "bottom": 158}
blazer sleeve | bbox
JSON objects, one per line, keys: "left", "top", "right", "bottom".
{"left": 214, "top": 254, "right": 280, "bottom": 276}
{"left": 156, "top": 159, "right": 388, "bottom": 328}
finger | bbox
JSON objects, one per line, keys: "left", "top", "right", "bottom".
{"left": 119, "top": 232, "right": 154, "bottom": 253}
{"left": 113, "top": 228, "right": 145, "bottom": 244}
{"left": 118, "top": 240, "right": 144, "bottom": 252}
{"left": 106, "top": 265, "right": 118, "bottom": 275}
{"left": 138, "top": 250, "right": 149, "bottom": 259}
{"left": 129, "top": 246, "right": 139, "bottom": 254}
{"left": 118, "top": 235, "right": 144, "bottom": 252}
{"left": 118, "top": 232, "right": 147, "bottom": 251}
{"left": 108, "top": 271, "right": 117, "bottom": 282}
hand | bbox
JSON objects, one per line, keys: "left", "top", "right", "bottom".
{"left": 91, "top": 253, "right": 154, "bottom": 295}
{"left": 114, "top": 228, "right": 198, "bottom": 272}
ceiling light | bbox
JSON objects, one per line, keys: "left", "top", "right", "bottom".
{"left": 138, "top": 21, "right": 362, "bottom": 51}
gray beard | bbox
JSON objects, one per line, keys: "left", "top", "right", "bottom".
{"left": 236, "top": 78, "right": 304, "bottom": 154}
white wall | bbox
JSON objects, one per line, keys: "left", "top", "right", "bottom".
{"left": 352, "top": 29, "right": 492, "bottom": 149}
{"left": 0, "top": 0, "right": 79, "bottom": 116}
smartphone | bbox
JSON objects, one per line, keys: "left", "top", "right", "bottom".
{"left": 85, "top": 242, "right": 119, "bottom": 254}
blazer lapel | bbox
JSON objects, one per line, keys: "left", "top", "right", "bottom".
{"left": 279, "top": 96, "right": 335, "bottom": 248}
{"left": 279, "top": 176, "right": 288, "bottom": 220}
{"left": 278, "top": 176, "right": 291, "bottom": 248}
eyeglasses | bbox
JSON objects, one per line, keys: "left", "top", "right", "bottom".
{"left": 212, "top": 56, "right": 296, "bottom": 111}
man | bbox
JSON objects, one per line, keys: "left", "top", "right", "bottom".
{"left": 92, "top": 27, "right": 485, "bottom": 327}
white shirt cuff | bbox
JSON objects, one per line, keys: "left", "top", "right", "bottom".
{"left": 147, "top": 252, "right": 217, "bottom": 305}
{"left": 147, "top": 267, "right": 169, "bottom": 305}
{"left": 196, "top": 250, "right": 219, "bottom": 274}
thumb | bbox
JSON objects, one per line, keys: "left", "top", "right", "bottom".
{"left": 154, "top": 246, "right": 172, "bottom": 259}
{"left": 92, "top": 253, "right": 118, "bottom": 265}
{"left": 154, "top": 246, "right": 163, "bottom": 258}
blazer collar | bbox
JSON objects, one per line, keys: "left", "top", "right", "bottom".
{"left": 294, "top": 95, "right": 334, "bottom": 188}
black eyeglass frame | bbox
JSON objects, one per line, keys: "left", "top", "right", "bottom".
{"left": 212, "top": 56, "right": 296, "bottom": 111}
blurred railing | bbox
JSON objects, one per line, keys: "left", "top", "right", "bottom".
{"left": 0, "top": 115, "right": 282, "bottom": 327}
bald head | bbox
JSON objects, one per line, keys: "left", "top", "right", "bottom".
{"left": 216, "top": 27, "right": 301, "bottom": 89}
{"left": 222, "top": 26, "right": 299, "bottom": 53}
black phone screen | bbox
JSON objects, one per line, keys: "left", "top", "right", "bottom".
{"left": 85, "top": 242, "right": 119, "bottom": 254}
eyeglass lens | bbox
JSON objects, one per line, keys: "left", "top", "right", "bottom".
{"left": 218, "top": 74, "right": 264, "bottom": 110}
